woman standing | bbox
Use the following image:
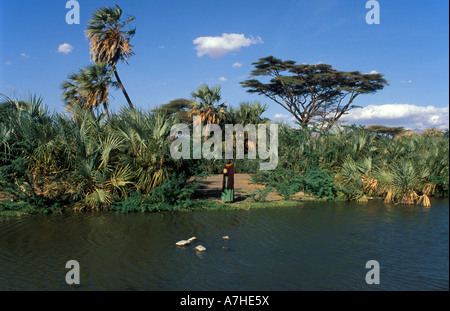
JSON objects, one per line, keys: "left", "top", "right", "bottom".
{"left": 222, "top": 159, "right": 235, "bottom": 202}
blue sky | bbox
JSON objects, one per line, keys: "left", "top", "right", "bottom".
{"left": 0, "top": 0, "right": 448, "bottom": 130}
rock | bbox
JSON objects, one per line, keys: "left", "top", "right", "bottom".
{"left": 188, "top": 237, "right": 198, "bottom": 243}
{"left": 222, "top": 236, "right": 230, "bottom": 240}
{"left": 176, "top": 240, "right": 190, "bottom": 246}
{"left": 195, "top": 245, "right": 207, "bottom": 252}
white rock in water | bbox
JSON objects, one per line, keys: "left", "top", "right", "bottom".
{"left": 195, "top": 245, "right": 207, "bottom": 252}
{"left": 176, "top": 240, "right": 190, "bottom": 246}
{"left": 222, "top": 236, "right": 230, "bottom": 240}
{"left": 188, "top": 237, "right": 198, "bottom": 243}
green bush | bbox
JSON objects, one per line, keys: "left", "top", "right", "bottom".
{"left": 252, "top": 168, "right": 303, "bottom": 200}
{"left": 250, "top": 186, "right": 272, "bottom": 202}
{"left": 431, "top": 175, "right": 450, "bottom": 197}
{"left": 110, "top": 172, "right": 202, "bottom": 213}
{"left": 252, "top": 167, "right": 346, "bottom": 200}
{"left": 301, "top": 167, "right": 342, "bottom": 199}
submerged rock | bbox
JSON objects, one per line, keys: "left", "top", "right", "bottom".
{"left": 176, "top": 240, "right": 190, "bottom": 246}
{"left": 195, "top": 245, "right": 207, "bottom": 252}
{"left": 188, "top": 237, "right": 198, "bottom": 243}
{"left": 222, "top": 236, "right": 230, "bottom": 240}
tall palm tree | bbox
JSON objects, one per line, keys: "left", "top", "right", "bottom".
{"left": 62, "top": 64, "right": 118, "bottom": 120}
{"left": 86, "top": 5, "right": 136, "bottom": 109}
{"left": 189, "top": 84, "right": 227, "bottom": 125}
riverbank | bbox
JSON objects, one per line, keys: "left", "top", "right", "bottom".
{"left": 0, "top": 174, "right": 319, "bottom": 216}
{"left": 0, "top": 194, "right": 311, "bottom": 216}
{"left": 192, "top": 173, "right": 302, "bottom": 202}
{"left": 0, "top": 173, "right": 446, "bottom": 216}
{"left": 187, "top": 173, "right": 320, "bottom": 210}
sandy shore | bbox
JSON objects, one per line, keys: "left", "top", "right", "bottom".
{"left": 193, "top": 174, "right": 286, "bottom": 202}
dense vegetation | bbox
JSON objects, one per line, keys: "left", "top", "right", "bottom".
{"left": 253, "top": 124, "right": 449, "bottom": 206}
{"left": 0, "top": 94, "right": 206, "bottom": 213}
{"left": 1, "top": 4, "right": 448, "bottom": 214}
{"left": 0, "top": 93, "right": 448, "bottom": 214}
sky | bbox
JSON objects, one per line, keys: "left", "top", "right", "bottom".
{"left": 0, "top": 0, "right": 448, "bottom": 130}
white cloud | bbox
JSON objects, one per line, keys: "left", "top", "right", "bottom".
{"left": 232, "top": 62, "right": 243, "bottom": 68}
{"left": 193, "top": 33, "right": 263, "bottom": 59}
{"left": 274, "top": 113, "right": 296, "bottom": 122}
{"left": 369, "top": 70, "right": 378, "bottom": 74}
{"left": 58, "top": 43, "right": 74, "bottom": 55}
{"left": 21, "top": 53, "right": 30, "bottom": 59}
{"left": 5, "top": 61, "right": 12, "bottom": 65}
{"left": 272, "top": 104, "right": 449, "bottom": 131}
{"left": 342, "top": 104, "right": 449, "bottom": 130}
{"left": 219, "top": 77, "right": 227, "bottom": 82}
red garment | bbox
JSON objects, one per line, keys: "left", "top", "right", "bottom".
{"left": 222, "top": 164, "right": 234, "bottom": 191}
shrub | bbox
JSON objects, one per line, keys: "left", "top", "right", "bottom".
{"left": 110, "top": 172, "right": 202, "bottom": 213}
{"left": 250, "top": 186, "right": 272, "bottom": 202}
{"left": 252, "top": 168, "right": 303, "bottom": 200}
{"left": 301, "top": 167, "right": 342, "bottom": 199}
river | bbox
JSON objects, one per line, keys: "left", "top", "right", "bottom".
{"left": 0, "top": 199, "right": 448, "bottom": 291}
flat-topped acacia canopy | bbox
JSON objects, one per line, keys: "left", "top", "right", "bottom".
{"left": 241, "top": 56, "right": 388, "bottom": 129}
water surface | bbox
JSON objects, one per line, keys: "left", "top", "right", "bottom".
{"left": 0, "top": 199, "right": 448, "bottom": 290}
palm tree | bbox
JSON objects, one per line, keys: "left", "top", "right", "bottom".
{"left": 86, "top": 5, "right": 136, "bottom": 109}
{"left": 234, "top": 101, "right": 269, "bottom": 125}
{"left": 225, "top": 101, "right": 269, "bottom": 152}
{"left": 67, "top": 109, "right": 132, "bottom": 210}
{"left": 62, "top": 64, "right": 118, "bottom": 120}
{"left": 189, "top": 84, "right": 227, "bottom": 125}
{"left": 423, "top": 127, "right": 444, "bottom": 137}
{"left": 110, "top": 107, "right": 177, "bottom": 193}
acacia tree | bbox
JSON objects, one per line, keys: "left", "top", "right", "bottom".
{"left": 241, "top": 56, "right": 388, "bottom": 129}
{"left": 366, "top": 125, "right": 405, "bottom": 138}
{"left": 158, "top": 98, "right": 192, "bottom": 123}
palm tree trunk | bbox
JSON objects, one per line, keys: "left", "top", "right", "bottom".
{"left": 114, "top": 69, "right": 134, "bottom": 110}
{"left": 103, "top": 102, "right": 111, "bottom": 120}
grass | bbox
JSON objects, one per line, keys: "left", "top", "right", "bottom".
{"left": 180, "top": 198, "right": 309, "bottom": 211}
{"left": 0, "top": 194, "right": 306, "bottom": 215}
{"left": 0, "top": 210, "right": 30, "bottom": 217}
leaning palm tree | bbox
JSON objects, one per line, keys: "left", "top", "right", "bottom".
{"left": 189, "top": 84, "right": 227, "bottom": 125}
{"left": 61, "top": 74, "right": 87, "bottom": 115}
{"left": 86, "top": 5, "right": 136, "bottom": 109}
{"left": 62, "top": 64, "right": 118, "bottom": 120}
